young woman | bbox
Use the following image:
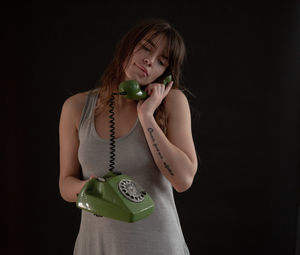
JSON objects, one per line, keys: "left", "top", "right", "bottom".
{"left": 59, "top": 18, "right": 198, "bottom": 255}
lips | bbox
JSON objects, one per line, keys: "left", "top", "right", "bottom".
{"left": 135, "top": 63, "right": 148, "bottom": 76}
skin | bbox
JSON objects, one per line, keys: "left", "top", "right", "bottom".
{"left": 59, "top": 33, "right": 198, "bottom": 203}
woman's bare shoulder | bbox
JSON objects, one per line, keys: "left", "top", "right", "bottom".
{"left": 60, "top": 89, "right": 97, "bottom": 128}
{"left": 66, "top": 90, "right": 88, "bottom": 103}
{"left": 166, "top": 88, "right": 186, "bottom": 100}
{"left": 165, "top": 88, "right": 189, "bottom": 115}
{"left": 62, "top": 89, "right": 98, "bottom": 112}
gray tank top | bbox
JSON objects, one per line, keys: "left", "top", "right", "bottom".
{"left": 74, "top": 90, "right": 190, "bottom": 255}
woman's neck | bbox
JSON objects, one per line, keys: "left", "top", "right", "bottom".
{"left": 116, "top": 94, "right": 137, "bottom": 109}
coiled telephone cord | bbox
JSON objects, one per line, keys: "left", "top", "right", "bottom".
{"left": 108, "top": 92, "right": 126, "bottom": 172}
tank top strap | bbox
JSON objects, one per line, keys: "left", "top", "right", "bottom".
{"left": 78, "top": 89, "right": 99, "bottom": 131}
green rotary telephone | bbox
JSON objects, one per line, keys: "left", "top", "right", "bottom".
{"left": 77, "top": 172, "right": 154, "bottom": 222}
{"left": 76, "top": 74, "right": 173, "bottom": 222}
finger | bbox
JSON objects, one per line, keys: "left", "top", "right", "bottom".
{"left": 147, "top": 87, "right": 153, "bottom": 95}
{"left": 159, "top": 84, "right": 164, "bottom": 94}
{"left": 157, "top": 85, "right": 163, "bottom": 95}
{"left": 146, "top": 83, "right": 157, "bottom": 90}
{"left": 163, "top": 81, "right": 174, "bottom": 96}
{"left": 137, "top": 100, "right": 143, "bottom": 108}
{"left": 167, "top": 81, "right": 174, "bottom": 88}
{"left": 145, "top": 86, "right": 149, "bottom": 94}
{"left": 149, "top": 85, "right": 158, "bottom": 95}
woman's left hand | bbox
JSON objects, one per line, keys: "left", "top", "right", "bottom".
{"left": 137, "top": 81, "right": 174, "bottom": 118}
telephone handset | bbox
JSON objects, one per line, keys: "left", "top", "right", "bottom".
{"left": 118, "top": 73, "right": 173, "bottom": 100}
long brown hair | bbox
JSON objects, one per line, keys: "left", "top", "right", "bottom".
{"left": 94, "top": 18, "right": 186, "bottom": 134}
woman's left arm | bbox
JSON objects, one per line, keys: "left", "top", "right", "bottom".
{"left": 137, "top": 84, "right": 198, "bottom": 192}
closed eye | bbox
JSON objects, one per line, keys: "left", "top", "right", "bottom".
{"left": 159, "top": 60, "right": 165, "bottom": 66}
{"left": 142, "top": 45, "right": 151, "bottom": 51}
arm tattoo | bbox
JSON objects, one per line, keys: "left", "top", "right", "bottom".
{"left": 147, "top": 128, "right": 175, "bottom": 176}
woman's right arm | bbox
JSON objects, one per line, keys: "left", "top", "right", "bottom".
{"left": 59, "top": 93, "right": 89, "bottom": 203}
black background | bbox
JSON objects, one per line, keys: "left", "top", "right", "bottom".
{"left": 1, "top": 1, "right": 299, "bottom": 255}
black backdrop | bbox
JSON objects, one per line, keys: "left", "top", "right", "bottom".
{"left": 2, "top": 1, "right": 299, "bottom": 255}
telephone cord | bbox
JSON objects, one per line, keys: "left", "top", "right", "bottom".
{"left": 108, "top": 92, "right": 126, "bottom": 172}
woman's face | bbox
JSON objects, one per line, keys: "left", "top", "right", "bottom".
{"left": 124, "top": 34, "right": 169, "bottom": 86}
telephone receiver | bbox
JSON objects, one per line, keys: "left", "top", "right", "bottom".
{"left": 118, "top": 73, "right": 173, "bottom": 100}
{"left": 77, "top": 171, "right": 155, "bottom": 222}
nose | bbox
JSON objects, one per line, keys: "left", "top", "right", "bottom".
{"left": 143, "top": 55, "right": 155, "bottom": 66}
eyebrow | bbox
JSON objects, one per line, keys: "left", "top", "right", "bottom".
{"left": 144, "top": 39, "right": 169, "bottom": 61}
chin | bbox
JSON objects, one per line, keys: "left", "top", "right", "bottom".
{"left": 139, "top": 81, "right": 148, "bottom": 86}
{"left": 134, "top": 76, "right": 149, "bottom": 85}
{"left": 125, "top": 71, "right": 150, "bottom": 85}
